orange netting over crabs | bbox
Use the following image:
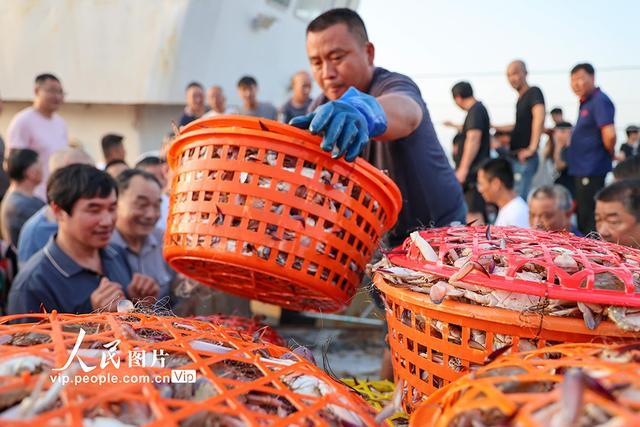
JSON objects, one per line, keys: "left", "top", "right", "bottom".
{"left": 193, "top": 315, "right": 286, "bottom": 347}
{"left": 164, "top": 116, "right": 401, "bottom": 313}
{"left": 0, "top": 312, "right": 378, "bottom": 426}
{"left": 390, "top": 226, "right": 640, "bottom": 307}
{"left": 410, "top": 342, "right": 640, "bottom": 427}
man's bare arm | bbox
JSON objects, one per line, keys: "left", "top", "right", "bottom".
{"left": 601, "top": 124, "right": 616, "bottom": 155}
{"left": 375, "top": 93, "right": 423, "bottom": 142}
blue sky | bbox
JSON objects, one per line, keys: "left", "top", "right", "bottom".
{"left": 359, "top": 0, "right": 638, "bottom": 152}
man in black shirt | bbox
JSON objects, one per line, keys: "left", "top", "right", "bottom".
{"left": 444, "top": 81, "right": 491, "bottom": 222}
{"left": 494, "top": 60, "right": 545, "bottom": 199}
{"left": 291, "top": 8, "right": 465, "bottom": 247}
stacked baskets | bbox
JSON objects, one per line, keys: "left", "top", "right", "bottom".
{"left": 410, "top": 342, "right": 640, "bottom": 426}
{"left": 374, "top": 226, "right": 640, "bottom": 411}
{"left": 164, "top": 116, "right": 402, "bottom": 312}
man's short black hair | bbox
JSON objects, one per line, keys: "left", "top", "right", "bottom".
{"left": 550, "top": 107, "right": 563, "bottom": 116}
{"left": 237, "top": 76, "right": 258, "bottom": 88}
{"left": 101, "top": 134, "right": 124, "bottom": 158}
{"left": 613, "top": 155, "right": 640, "bottom": 181}
{"left": 105, "top": 159, "right": 128, "bottom": 169}
{"left": 596, "top": 179, "right": 640, "bottom": 221}
{"left": 116, "top": 169, "right": 161, "bottom": 193}
{"left": 35, "top": 73, "right": 60, "bottom": 85}
{"left": 571, "top": 63, "right": 595, "bottom": 76}
{"left": 451, "top": 81, "right": 473, "bottom": 99}
{"left": 480, "top": 158, "right": 514, "bottom": 190}
{"left": 47, "top": 164, "right": 118, "bottom": 214}
{"left": 626, "top": 125, "right": 639, "bottom": 137}
{"left": 7, "top": 149, "right": 39, "bottom": 182}
{"left": 135, "top": 155, "right": 164, "bottom": 169}
{"left": 555, "top": 121, "right": 572, "bottom": 130}
{"left": 307, "top": 8, "right": 368, "bottom": 44}
{"left": 185, "top": 81, "right": 203, "bottom": 91}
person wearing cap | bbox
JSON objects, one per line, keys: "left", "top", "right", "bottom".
{"left": 567, "top": 63, "right": 616, "bottom": 235}
{"left": 290, "top": 8, "right": 465, "bottom": 248}
{"left": 619, "top": 125, "right": 639, "bottom": 160}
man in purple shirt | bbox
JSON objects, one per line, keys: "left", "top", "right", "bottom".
{"left": 566, "top": 63, "right": 616, "bottom": 235}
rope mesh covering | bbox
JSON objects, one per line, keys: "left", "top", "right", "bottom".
{"left": 0, "top": 311, "right": 378, "bottom": 426}
{"left": 391, "top": 226, "right": 640, "bottom": 306}
{"left": 410, "top": 342, "right": 640, "bottom": 426}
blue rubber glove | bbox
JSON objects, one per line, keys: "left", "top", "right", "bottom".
{"left": 289, "top": 87, "right": 387, "bottom": 162}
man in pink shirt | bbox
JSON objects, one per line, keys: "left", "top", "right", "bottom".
{"left": 7, "top": 73, "right": 68, "bottom": 201}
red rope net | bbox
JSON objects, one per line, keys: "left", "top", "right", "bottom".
{"left": 391, "top": 226, "right": 640, "bottom": 307}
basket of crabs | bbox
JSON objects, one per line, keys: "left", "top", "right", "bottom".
{"left": 371, "top": 225, "right": 640, "bottom": 411}
{"left": 0, "top": 310, "right": 380, "bottom": 426}
{"left": 410, "top": 342, "right": 640, "bottom": 427}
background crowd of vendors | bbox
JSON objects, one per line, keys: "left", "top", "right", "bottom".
{"left": 0, "top": 8, "right": 638, "bottom": 320}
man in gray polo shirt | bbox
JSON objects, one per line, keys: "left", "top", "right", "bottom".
{"left": 111, "top": 169, "right": 176, "bottom": 304}
{"left": 8, "top": 164, "right": 159, "bottom": 317}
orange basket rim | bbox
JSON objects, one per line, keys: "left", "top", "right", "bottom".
{"left": 373, "top": 273, "right": 637, "bottom": 337}
{"left": 169, "top": 115, "right": 402, "bottom": 220}
{"left": 162, "top": 249, "right": 346, "bottom": 309}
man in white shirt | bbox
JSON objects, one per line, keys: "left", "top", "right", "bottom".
{"left": 477, "top": 158, "right": 529, "bottom": 228}
{"left": 7, "top": 73, "right": 69, "bottom": 201}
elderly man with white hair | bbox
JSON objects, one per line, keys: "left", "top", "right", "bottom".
{"left": 527, "top": 184, "right": 580, "bottom": 235}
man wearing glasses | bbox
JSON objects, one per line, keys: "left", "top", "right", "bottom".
{"left": 7, "top": 73, "right": 68, "bottom": 201}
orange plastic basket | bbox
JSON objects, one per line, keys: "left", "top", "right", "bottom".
{"left": 0, "top": 311, "right": 379, "bottom": 426}
{"left": 373, "top": 275, "right": 639, "bottom": 413}
{"left": 164, "top": 116, "right": 401, "bottom": 312}
{"left": 410, "top": 342, "right": 640, "bottom": 426}
{"left": 193, "top": 314, "right": 285, "bottom": 347}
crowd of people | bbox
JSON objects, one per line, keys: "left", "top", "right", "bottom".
{"left": 0, "top": 8, "right": 638, "bottom": 322}
{"left": 446, "top": 61, "right": 640, "bottom": 247}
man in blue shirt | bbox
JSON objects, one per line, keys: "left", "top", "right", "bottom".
{"left": 16, "top": 146, "right": 95, "bottom": 266}
{"left": 8, "top": 164, "right": 159, "bottom": 318}
{"left": 290, "top": 8, "right": 465, "bottom": 247}
{"left": 566, "top": 63, "right": 616, "bottom": 235}
{"left": 110, "top": 169, "right": 176, "bottom": 304}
